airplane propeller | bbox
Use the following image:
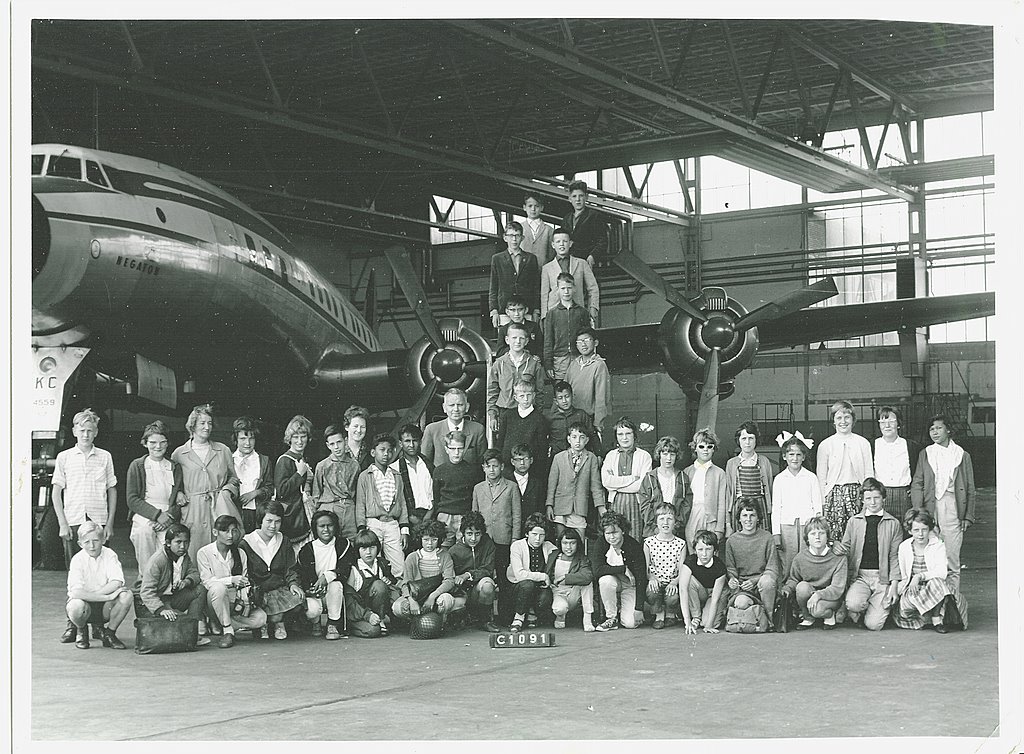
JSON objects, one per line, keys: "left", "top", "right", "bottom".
{"left": 612, "top": 251, "right": 840, "bottom": 432}
{"left": 384, "top": 247, "right": 446, "bottom": 350}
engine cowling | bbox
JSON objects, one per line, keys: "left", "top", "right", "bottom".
{"left": 658, "top": 287, "right": 758, "bottom": 396}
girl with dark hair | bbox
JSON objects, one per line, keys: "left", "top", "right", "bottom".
{"left": 507, "top": 513, "right": 556, "bottom": 631}
{"left": 241, "top": 501, "right": 305, "bottom": 640}
{"left": 127, "top": 420, "right": 184, "bottom": 575}
{"left": 545, "top": 527, "right": 594, "bottom": 630}
{"left": 601, "top": 417, "right": 652, "bottom": 540}
{"left": 590, "top": 511, "right": 648, "bottom": 631}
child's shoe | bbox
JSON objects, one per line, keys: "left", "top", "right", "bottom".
{"left": 553, "top": 618, "right": 566, "bottom": 629}
{"left": 311, "top": 621, "right": 323, "bottom": 637}
{"left": 101, "top": 628, "right": 126, "bottom": 649}
{"left": 60, "top": 621, "right": 77, "bottom": 644}
{"left": 325, "top": 624, "right": 341, "bottom": 640}
{"left": 273, "top": 623, "right": 288, "bottom": 640}
{"left": 595, "top": 617, "right": 619, "bottom": 632}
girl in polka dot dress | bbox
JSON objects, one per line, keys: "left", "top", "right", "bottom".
{"left": 643, "top": 504, "right": 688, "bottom": 628}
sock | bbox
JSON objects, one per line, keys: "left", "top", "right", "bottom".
{"left": 223, "top": 625, "right": 235, "bottom": 636}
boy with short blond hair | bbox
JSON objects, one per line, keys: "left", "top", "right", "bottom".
{"left": 432, "top": 431, "right": 484, "bottom": 547}
{"left": 487, "top": 321, "right": 545, "bottom": 436}
{"left": 495, "top": 295, "right": 542, "bottom": 358}
{"left": 498, "top": 377, "right": 551, "bottom": 475}
{"left": 63, "top": 521, "right": 134, "bottom": 649}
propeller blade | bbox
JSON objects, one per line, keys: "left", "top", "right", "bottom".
{"left": 390, "top": 379, "right": 440, "bottom": 437}
{"left": 694, "top": 348, "right": 721, "bottom": 433}
{"left": 733, "top": 277, "right": 839, "bottom": 331}
{"left": 613, "top": 252, "right": 707, "bottom": 323}
{"left": 383, "top": 246, "right": 446, "bottom": 350}
{"left": 463, "top": 360, "right": 489, "bottom": 378}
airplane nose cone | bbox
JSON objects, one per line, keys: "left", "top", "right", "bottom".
{"left": 431, "top": 348, "right": 465, "bottom": 383}
{"left": 33, "top": 196, "right": 51, "bottom": 279}
{"left": 702, "top": 316, "right": 735, "bottom": 349}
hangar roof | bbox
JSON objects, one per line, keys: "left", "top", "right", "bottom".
{"left": 32, "top": 18, "right": 993, "bottom": 221}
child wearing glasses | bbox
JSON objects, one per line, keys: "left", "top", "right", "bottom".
{"left": 682, "top": 428, "right": 729, "bottom": 550}
{"left": 489, "top": 221, "right": 541, "bottom": 329}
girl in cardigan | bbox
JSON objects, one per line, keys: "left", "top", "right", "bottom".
{"left": 274, "top": 415, "right": 315, "bottom": 554}
{"left": 637, "top": 435, "right": 690, "bottom": 539}
{"left": 591, "top": 511, "right": 649, "bottom": 631}
{"left": 507, "top": 513, "right": 557, "bottom": 631}
{"left": 780, "top": 516, "right": 847, "bottom": 630}
{"left": 295, "top": 509, "right": 360, "bottom": 640}
{"left": 601, "top": 417, "right": 653, "bottom": 541}
{"left": 643, "top": 504, "right": 687, "bottom": 629}
{"left": 127, "top": 420, "right": 184, "bottom": 579}
{"left": 724, "top": 421, "right": 774, "bottom": 534}
{"left": 241, "top": 501, "right": 305, "bottom": 640}
{"left": 545, "top": 527, "right": 594, "bottom": 630}
{"left": 895, "top": 508, "right": 967, "bottom": 632}
{"left": 682, "top": 428, "right": 729, "bottom": 550}
{"left": 816, "top": 401, "right": 874, "bottom": 543}
{"left": 393, "top": 519, "right": 456, "bottom": 623}
{"left": 771, "top": 437, "right": 823, "bottom": 578}
{"left": 136, "top": 524, "right": 209, "bottom": 646}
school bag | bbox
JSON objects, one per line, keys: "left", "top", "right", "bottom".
{"left": 135, "top": 616, "right": 199, "bottom": 654}
{"left": 772, "top": 589, "right": 797, "bottom": 633}
{"left": 725, "top": 592, "right": 772, "bottom": 634}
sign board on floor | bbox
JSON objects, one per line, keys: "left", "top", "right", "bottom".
{"left": 489, "top": 631, "right": 554, "bottom": 648}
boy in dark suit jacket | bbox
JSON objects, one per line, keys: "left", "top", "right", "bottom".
{"left": 489, "top": 221, "right": 541, "bottom": 328}
{"left": 562, "top": 180, "right": 609, "bottom": 268}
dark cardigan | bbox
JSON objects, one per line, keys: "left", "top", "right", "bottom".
{"left": 589, "top": 533, "right": 649, "bottom": 611}
{"left": 125, "top": 455, "right": 184, "bottom": 522}
{"left": 544, "top": 548, "right": 594, "bottom": 586}
{"left": 241, "top": 534, "right": 300, "bottom": 592}
{"left": 293, "top": 536, "right": 359, "bottom": 591}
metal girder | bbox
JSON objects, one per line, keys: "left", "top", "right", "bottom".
{"left": 815, "top": 68, "right": 845, "bottom": 148}
{"left": 648, "top": 21, "right": 671, "bottom": 81}
{"left": 447, "top": 21, "right": 918, "bottom": 202}
{"left": 782, "top": 25, "right": 918, "bottom": 115}
{"left": 246, "top": 23, "right": 283, "bottom": 107}
{"left": 489, "top": 90, "right": 523, "bottom": 161}
{"left": 353, "top": 30, "right": 395, "bottom": 135}
{"left": 751, "top": 32, "right": 781, "bottom": 120}
{"left": 721, "top": 22, "right": 752, "bottom": 118}
{"left": 670, "top": 23, "right": 699, "bottom": 88}
{"left": 33, "top": 47, "right": 691, "bottom": 225}
{"left": 395, "top": 43, "right": 439, "bottom": 136}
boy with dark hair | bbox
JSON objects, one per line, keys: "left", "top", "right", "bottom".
{"left": 505, "top": 444, "right": 547, "bottom": 524}
{"left": 547, "top": 421, "right": 605, "bottom": 543}
{"left": 390, "top": 423, "right": 433, "bottom": 552}
{"left": 432, "top": 431, "right": 484, "bottom": 547}
{"left": 489, "top": 220, "right": 541, "bottom": 329}
{"left": 448, "top": 512, "right": 502, "bottom": 632}
{"left": 543, "top": 272, "right": 590, "bottom": 382}
{"left": 313, "top": 422, "right": 361, "bottom": 539}
{"left": 495, "top": 295, "right": 543, "bottom": 358}
{"left": 473, "top": 450, "right": 522, "bottom": 622}
{"left": 565, "top": 327, "right": 612, "bottom": 450}
{"left": 355, "top": 433, "right": 409, "bottom": 579}
{"left": 547, "top": 380, "right": 595, "bottom": 457}
{"left": 562, "top": 180, "right": 609, "bottom": 268}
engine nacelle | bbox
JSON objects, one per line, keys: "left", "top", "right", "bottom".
{"left": 658, "top": 287, "right": 759, "bottom": 392}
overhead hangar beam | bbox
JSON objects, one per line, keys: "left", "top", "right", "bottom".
{"left": 33, "top": 48, "right": 690, "bottom": 226}
{"left": 448, "top": 20, "right": 919, "bottom": 202}
{"left": 781, "top": 25, "right": 919, "bottom": 115}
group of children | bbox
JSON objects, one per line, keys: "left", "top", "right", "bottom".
{"left": 55, "top": 394, "right": 975, "bottom": 650}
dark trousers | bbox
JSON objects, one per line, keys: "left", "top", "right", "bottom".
{"left": 494, "top": 543, "right": 512, "bottom": 622}
{"left": 511, "top": 579, "right": 553, "bottom": 616}
{"left": 134, "top": 584, "right": 207, "bottom": 620}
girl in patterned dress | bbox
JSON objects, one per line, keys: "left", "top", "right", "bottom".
{"left": 601, "top": 417, "right": 652, "bottom": 540}
{"left": 895, "top": 508, "right": 967, "bottom": 632}
{"left": 816, "top": 401, "right": 874, "bottom": 543}
{"left": 643, "top": 504, "right": 688, "bottom": 628}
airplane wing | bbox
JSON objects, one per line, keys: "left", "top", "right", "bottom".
{"left": 757, "top": 292, "right": 995, "bottom": 350}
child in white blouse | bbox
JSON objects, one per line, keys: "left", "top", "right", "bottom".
{"left": 771, "top": 437, "right": 823, "bottom": 578}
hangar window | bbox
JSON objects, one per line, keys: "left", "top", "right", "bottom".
{"left": 429, "top": 197, "right": 497, "bottom": 244}
{"left": 85, "top": 160, "right": 108, "bottom": 187}
{"left": 32, "top": 155, "right": 44, "bottom": 175}
{"left": 47, "top": 155, "right": 81, "bottom": 179}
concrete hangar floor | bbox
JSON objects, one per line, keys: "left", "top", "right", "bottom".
{"left": 27, "top": 492, "right": 998, "bottom": 743}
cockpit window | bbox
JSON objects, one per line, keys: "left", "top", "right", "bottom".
{"left": 46, "top": 155, "right": 82, "bottom": 179}
{"left": 32, "top": 155, "right": 44, "bottom": 175}
{"left": 85, "top": 160, "right": 109, "bottom": 187}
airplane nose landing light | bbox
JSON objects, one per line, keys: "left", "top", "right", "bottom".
{"left": 701, "top": 316, "right": 735, "bottom": 349}
{"left": 431, "top": 348, "right": 465, "bottom": 383}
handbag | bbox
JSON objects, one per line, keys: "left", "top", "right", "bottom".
{"left": 135, "top": 616, "right": 199, "bottom": 654}
{"left": 773, "top": 589, "right": 796, "bottom": 633}
{"left": 408, "top": 574, "right": 444, "bottom": 602}
{"left": 941, "top": 593, "right": 965, "bottom": 631}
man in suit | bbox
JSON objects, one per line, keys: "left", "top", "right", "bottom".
{"left": 489, "top": 221, "right": 541, "bottom": 328}
{"left": 421, "top": 388, "right": 487, "bottom": 468}
{"left": 561, "top": 180, "right": 609, "bottom": 268}
{"left": 540, "top": 227, "right": 600, "bottom": 325}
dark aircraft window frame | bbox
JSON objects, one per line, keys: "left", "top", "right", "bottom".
{"left": 244, "top": 234, "right": 257, "bottom": 252}
{"left": 47, "top": 155, "right": 82, "bottom": 179}
{"left": 85, "top": 160, "right": 109, "bottom": 187}
{"left": 32, "top": 155, "right": 44, "bottom": 175}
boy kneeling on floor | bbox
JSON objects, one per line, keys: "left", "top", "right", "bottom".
{"left": 64, "top": 521, "right": 134, "bottom": 649}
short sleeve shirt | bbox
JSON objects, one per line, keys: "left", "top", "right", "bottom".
{"left": 66, "top": 546, "right": 125, "bottom": 599}
{"left": 52, "top": 446, "right": 117, "bottom": 525}
{"left": 683, "top": 553, "right": 726, "bottom": 590}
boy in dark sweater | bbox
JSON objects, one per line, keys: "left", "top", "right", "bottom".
{"left": 543, "top": 273, "right": 590, "bottom": 382}
{"left": 431, "top": 431, "right": 483, "bottom": 547}
{"left": 498, "top": 377, "right": 551, "bottom": 479}
{"left": 546, "top": 380, "right": 594, "bottom": 457}
{"left": 448, "top": 512, "right": 502, "bottom": 632}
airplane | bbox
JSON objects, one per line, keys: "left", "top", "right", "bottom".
{"left": 31, "top": 143, "right": 995, "bottom": 440}
{"left": 31, "top": 143, "right": 489, "bottom": 432}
